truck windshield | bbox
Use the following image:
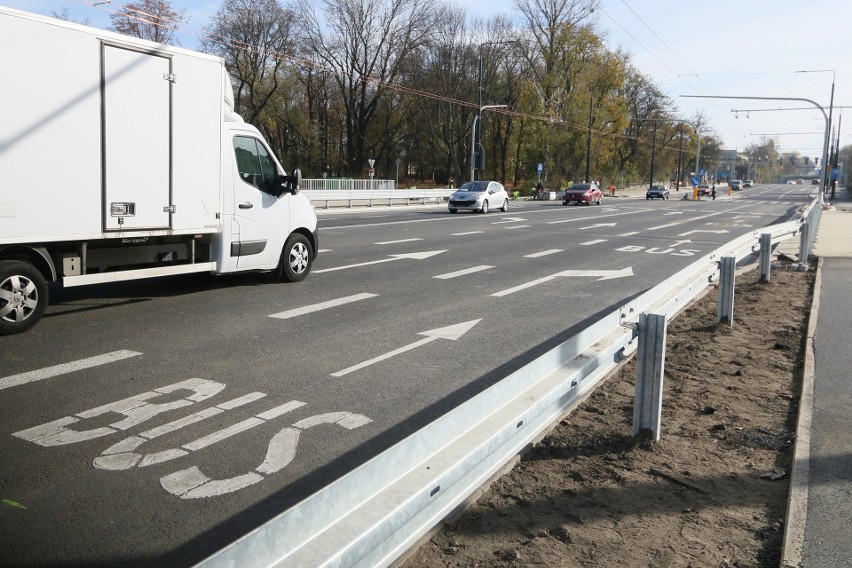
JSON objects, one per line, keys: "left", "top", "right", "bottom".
{"left": 234, "top": 136, "right": 278, "bottom": 194}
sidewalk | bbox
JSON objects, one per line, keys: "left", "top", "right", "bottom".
{"left": 782, "top": 186, "right": 852, "bottom": 567}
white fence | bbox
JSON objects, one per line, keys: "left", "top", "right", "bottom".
{"left": 302, "top": 179, "right": 454, "bottom": 208}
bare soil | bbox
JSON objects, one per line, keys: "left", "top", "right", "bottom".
{"left": 403, "top": 261, "right": 814, "bottom": 568}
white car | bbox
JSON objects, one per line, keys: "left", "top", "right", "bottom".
{"left": 448, "top": 181, "right": 509, "bottom": 213}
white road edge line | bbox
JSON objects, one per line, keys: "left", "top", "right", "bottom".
{"left": 269, "top": 293, "right": 378, "bottom": 319}
{"left": 0, "top": 350, "right": 143, "bottom": 391}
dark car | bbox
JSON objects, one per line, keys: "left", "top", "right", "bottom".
{"left": 646, "top": 184, "right": 670, "bottom": 200}
{"left": 562, "top": 182, "right": 602, "bottom": 205}
{"left": 811, "top": 179, "right": 820, "bottom": 185}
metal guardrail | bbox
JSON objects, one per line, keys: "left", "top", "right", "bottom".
{"left": 196, "top": 197, "right": 822, "bottom": 568}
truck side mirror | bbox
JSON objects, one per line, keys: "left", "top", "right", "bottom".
{"left": 278, "top": 168, "right": 302, "bottom": 196}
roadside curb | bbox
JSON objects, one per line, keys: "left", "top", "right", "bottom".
{"left": 780, "top": 256, "right": 821, "bottom": 567}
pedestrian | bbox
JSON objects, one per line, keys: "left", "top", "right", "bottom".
{"left": 448, "top": 177, "right": 454, "bottom": 189}
{"left": 711, "top": 183, "right": 716, "bottom": 200}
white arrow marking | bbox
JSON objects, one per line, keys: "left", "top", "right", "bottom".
{"left": 331, "top": 320, "right": 482, "bottom": 377}
{"left": 525, "top": 249, "right": 562, "bottom": 258}
{"left": 491, "top": 217, "right": 526, "bottom": 224}
{"left": 314, "top": 250, "right": 446, "bottom": 273}
{"left": 678, "top": 229, "right": 730, "bottom": 237}
{"left": 269, "top": 293, "right": 378, "bottom": 319}
{"left": 580, "top": 239, "right": 607, "bottom": 246}
{"left": 374, "top": 238, "right": 423, "bottom": 245}
{"left": 579, "top": 223, "right": 617, "bottom": 230}
{"left": 554, "top": 267, "right": 634, "bottom": 281}
{"left": 664, "top": 211, "right": 684, "bottom": 216}
{"left": 668, "top": 239, "right": 692, "bottom": 248}
{"left": 434, "top": 265, "right": 493, "bottom": 279}
{"left": 492, "top": 267, "right": 633, "bottom": 297}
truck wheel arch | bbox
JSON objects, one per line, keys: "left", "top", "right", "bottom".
{"left": 0, "top": 246, "right": 57, "bottom": 283}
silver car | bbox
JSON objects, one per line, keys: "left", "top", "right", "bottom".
{"left": 448, "top": 181, "right": 509, "bottom": 213}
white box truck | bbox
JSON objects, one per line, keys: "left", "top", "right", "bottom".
{"left": 0, "top": 7, "right": 318, "bottom": 335}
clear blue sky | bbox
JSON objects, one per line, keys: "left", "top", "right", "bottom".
{"left": 6, "top": 0, "right": 851, "bottom": 160}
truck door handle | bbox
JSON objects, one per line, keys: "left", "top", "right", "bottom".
{"left": 239, "top": 202, "right": 253, "bottom": 209}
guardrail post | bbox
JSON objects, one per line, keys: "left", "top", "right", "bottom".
{"left": 633, "top": 313, "right": 667, "bottom": 441}
{"left": 759, "top": 233, "right": 772, "bottom": 283}
{"left": 717, "top": 256, "right": 736, "bottom": 324}
{"left": 798, "top": 219, "right": 809, "bottom": 262}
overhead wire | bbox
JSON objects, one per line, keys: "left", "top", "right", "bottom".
{"left": 65, "top": 0, "right": 699, "bottom": 155}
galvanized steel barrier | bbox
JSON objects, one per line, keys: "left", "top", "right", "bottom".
{"left": 196, "top": 197, "right": 822, "bottom": 568}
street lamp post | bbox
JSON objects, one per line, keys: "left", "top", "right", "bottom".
{"left": 683, "top": 94, "right": 830, "bottom": 205}
{"left": 795, "top": 69, "right": 835, "bottom": 199}
{"left": 474, "top": 40, "right": 518, "bottom": 181}
{"left": 470, "top": 105, "right": 507, "bottom": 182}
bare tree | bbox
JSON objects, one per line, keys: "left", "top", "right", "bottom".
{"left": 202, "top": 0, "right": 297, "bottom": 136}
{"left": 110, "top": 0, "right": 186, "bottom": 45}
{"left": 50, "top": 8, "right": 89, "bottom": 25}
{"left": 296, "top": 0, "right": 437, "bottom": 176}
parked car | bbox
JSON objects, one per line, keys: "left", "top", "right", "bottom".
{"left": 697, "top": 184, "right": 712, "bottom": 196}
{"left": 448, "top": 181, "right": 509, "bottom": 213}
{"left": 744, "top": 179, "right": 754, "bottom": 187}
{"left": 729, "top": 179, "right": 743, "bottom": 191}
{"left": 563, "top": 182, "right": 602, "bottom": 205}
{"left": 646, "top": 184, "right": 670, "bottom": 200}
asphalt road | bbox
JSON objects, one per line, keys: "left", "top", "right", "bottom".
{"left": 0, "top": 184, "right": 814, "bottom": 567}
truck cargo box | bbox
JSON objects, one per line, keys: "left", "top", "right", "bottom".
{"left": 0, "top": 7, "right": 225, "bottom": 244}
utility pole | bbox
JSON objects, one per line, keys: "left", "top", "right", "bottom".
{"left": 585, "top": 94, "right": 593, "bottom": 183}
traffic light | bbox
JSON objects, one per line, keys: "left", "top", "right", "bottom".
{"left": 804, "top": 157, "right": 809, "bottom": 165}
{"left": 815, "top": 158, "right": 819, "bottom": 166}
{"left": 790, "top": 157, "right": 795, "bottom": 164}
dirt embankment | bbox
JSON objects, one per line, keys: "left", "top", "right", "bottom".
{"left": 404, "top": 263, "right": 814, "bottom": 568}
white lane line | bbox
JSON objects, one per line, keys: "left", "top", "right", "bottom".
{"left": 452, "top": 231, "right": 484, "bottom": 236}
{"left": 619, "top": 231, "right": 639, "bottom": 236}
{"left": 434, "top": 265, "right": 494, "bottom": 279}
{"left": 580, "top": 239, "right": 607, "bottom": 246}
{"left": 269, "top": 293, "right": 377, "bottom": 319}
{"left": 318, "top": 248, "right": 333, "bottom": 253}
{"left": 525, "top": 249, "right": 562, "bottom": 258}
{"left": 505, "top": 225, "right": 530, "bottom": 230}
{"left": 0, "top": 350, "right": 142, "bottom": 391}
{"left": 374, "top": 238, "right": 423, "bottom": 245}
{"left": 547, "top": 209, "right": 646, "bottom": 225}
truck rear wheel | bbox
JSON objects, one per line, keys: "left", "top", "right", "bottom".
{"left": 0, "top": 260, "right": 48, "bottom": 335}
{"left": 278, "top": 234, "right": 313, "bottom": 282}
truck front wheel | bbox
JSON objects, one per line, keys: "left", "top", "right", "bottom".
{"left": 278, "top": 234, "right": 313, "bottom": 282}
{"left": 0, "top": 260, "right": 49, "bottom": 335}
